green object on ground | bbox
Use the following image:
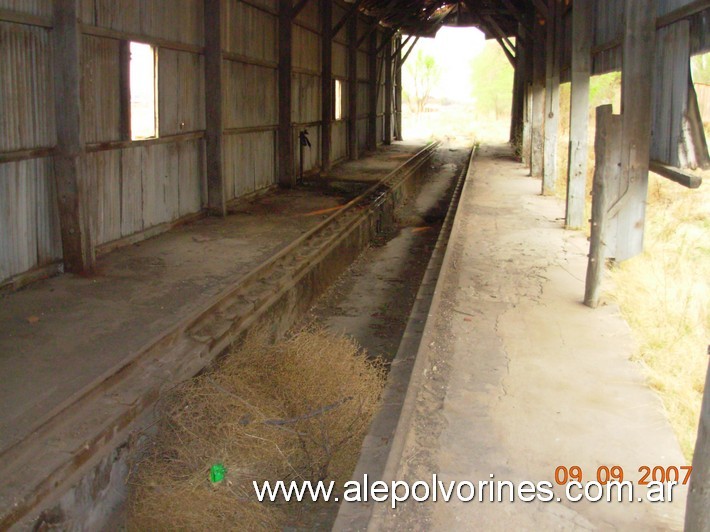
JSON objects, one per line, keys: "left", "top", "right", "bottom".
{"left": 209, "top": 463, "right": 226, "bottom": 483}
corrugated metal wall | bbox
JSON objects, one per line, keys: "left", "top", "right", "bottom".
{"left": 0, "top": 0, "right": 396, "bottom": 285}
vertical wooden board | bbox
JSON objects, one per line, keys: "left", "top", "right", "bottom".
{"left": 79, "top": 0, "right": 95, "bottom": 25}
{"left": 357, "top": 50, "right": 368, "bottom": 79}
{"left": 80, "top": 152, "right": 100, "bottom": 246}
{"left": 357, "top": 118, "right": 367, "bottom": 150}
{"left": 179, "top": 52, "right": 206, "bottom": 132}
{"left": 224, "top": 1, "right": 277, "bottom": 62}
{"left": 0, "top": 161, "right": 38, "bottom": 280}
{"left": 0, "top": 22, "right": 56, "bottom": 152}
{"left": 0, "top": 0, "right": 52, "bottom": 17}
{"left": 81, "top": 35, "right": 121, "bottom": 144}
{"left": 293, "top": 25, "right": 321, "bottom": 71}
{"left": 222, "top": 135, "right": 236, "bottom": 201}
{"left": 331, "top": 121, "right": 347, "bottom": 162}
{"left": 333, "top": 42, "right": 347, "bottom": 78}
{"left": 140, "top": 0, "right": 204, "bottom": 46}
{"left": 94, "top": 0, "right": 141, "bottom": 33}
{"left": 294, "top": 0, "right": 319, "bottom": 31}
{"left": 102, "top": 150, "right": 122, "bottom": 244}
{"left": 158, "top": 48, "right": 181, "bottom": 137}
{"left": 35, "top": 157, "right": 63, "bottom": 265}
{"left": 255, "top": 130, "right": 276, "bottom": 190}
{"left": 120, "top": 147, "right": 144, "bottom": 236}
{"left": 178, "top": 140, "right": 202, "bottom": 216}
{"left": 165, "top": 143, "right": 181, "bottom": 222}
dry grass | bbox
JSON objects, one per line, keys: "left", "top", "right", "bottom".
{"left": 608, "top": 173, "right": 709, "bottom": 461}
{"left": 128, "top": 328, "right": 385, "bottom": 530}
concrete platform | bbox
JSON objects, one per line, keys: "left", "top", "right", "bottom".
{"left": 0, "top": 141, "right": 429, "bottom": 528}
{"left": 348, "top": 144, "right": 687, "bottom": 530}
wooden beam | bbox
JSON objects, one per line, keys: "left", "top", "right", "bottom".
{"left": 53, "top": 0, "right": 95, "bottom": 274}
{"left": 685, "top": 360, "right": 710, "bottom": 531}
{"left": 292, "top": 0, "right": 310, "bottom": 18}
{"left": 566, "top": 0, "right": 592, "bottom": 229}
{"left": 384, "top": 37, "right": 393, "bottom": 145}
{"left": 119, "top": 40, "right": 132, "bottom": 141}
{"left": 321, "top": 0, "right": 333, "bottom": 171}
{"left": 394, "top": 34, "right": 403, "bottom": 141}
{"left": 356, "top": 19, "right": 380, "bottom": 48}
{"left": 278, "top": 0, "right": 295, "bottom": 186}
{"left": 649, "top": 160, "right": 703, "bottom": 189}
{"left": 615, "top": 0, "right": 656, "bottom": 262}
{"left": 347, "top": 13, "right": 358, "bottom": 160}
{"left": 510, "top": 37, "right": 525, "bottom": 145}
{"left": 530, "top": 17, "right": 545, "bottom": 178}
{"left": 483, "top": 14, "right": 516, "bottom": 55}
{"left": 205, "top": 0, "right": 227, "bottom": 213}
{"left": 542, "top": 0, "right": 560, "bottom": 195}
{"left": 499, "top": 0, "right": 531, "bottom": 36}
{"left": 585, "top": 105, "right": 621, "bottom": 308}
{"left": 333, "top": 0, "right": 364, "bottom": 38}
{"left": 656, "top": 0, "right": 709, "bottom": 29}
{"left": 367, "top": 30, "right": 378, "bottom": 151}
{"left": 376, "top": 26, "right": 398, "bottom": 56}
{"left": 399, "top": 36, "right": 420, "bottom": 69}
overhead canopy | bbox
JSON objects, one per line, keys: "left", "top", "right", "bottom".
{"left": 359, "top": 0, "right": 529, "bottom": 38}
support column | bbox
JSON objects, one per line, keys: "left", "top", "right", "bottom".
{"left": 278, "top": 0, "right": 295, "bottom": 186}
{"left": 321, "top": 0, "right": 333, "bottom": 171}
{"left": 367, "top": 30, "right": 378, "bottom": 152}
{"left": 205, "top": 0, "right": 227, "bottom": 213}
{"left": 530, "top": 15, "right": 545, "bottom": 178}
{"left": 510, "top": 35, "right": 526, "bottom": 151}
{"left": 53, "top": 0, "right": 95, "bottom": 274}
{"left": 384, "top": 36, "right": 393, "bottom": 145}
{"left": 394, "top": 34, "right": 403, "bottom": 141}
{"left": 347, "top": 14, "right": 358, "bottom": 160}
{"left": 615, "top": 0, "right": 656, "bottom": 261}
{"left": 566, "top": 0, "right": 592, "bottom": 229}
{"left": 542, "top": 0, "right": 560, "bottom": 195}
{"left": 686, "top": 360, "right": 710, "bottom": 531}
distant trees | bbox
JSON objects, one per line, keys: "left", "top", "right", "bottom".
{"left": 691, "top": 53, "right": 710, "bottom": 84}
{"left": 403, "top": 49, "right": 442, "bottom": 115}
{"left": 470, "top": 41, "right": 513, "bottom": 120}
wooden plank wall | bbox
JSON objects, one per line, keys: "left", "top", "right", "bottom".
{"left": 0, "top": 0, "right": 394, "bottom": 285}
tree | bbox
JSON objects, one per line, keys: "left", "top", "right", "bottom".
{"left": 470, "top": 41, "right": 514, "bottom": 120}
{"left": 403, "top": 49, "right": 442, "bottom": 115}
{"left": 691, "top": 52, "right": 710, "bottom": 85}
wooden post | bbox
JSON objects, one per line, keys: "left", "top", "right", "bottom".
{"left": 521, "top": 17, "right": 533, "bottom": 168}
{"left": 685, "top": 359, "right": 710, "bottom": 531}
{"left": 367, "top": 30, "right": 378, "bottom": 152}
{"left": 278, "top": 0, "right": 295, "bottom": 186}
{"left": 205, "top": 0, "right": 227, "bottom": 213}
{"left": 542, "top": 0, "right": 560, "bottom": 195}
{"left": 585, "top": 105, "right": 621, "bottom": 308}
{"left": 119, "top": 41, "right": 132, "bottom": 141}
{"left": 53, "top": 0, "right": 95, "bottom": 274}
{"left": 566, "top": 0, "right": 592, "bottom": 229}
{"left": 384, "top": 36, "right": 393, "bottom": 145}
{"left": 510, "top": 35, "right": 525, "bottom": 150}
{"left": 531, "top": 15, "right": 545, "bottom": 178}
{"left": 615, "top": 0, "right": 656, "bottom": 262}
{"left": 394, "top": 34, "right": 403, "bottom": 141}
{"left": 321, "top": 0, "right": 333, "bottom": 171}
{"left": 347, "top": 13, "right": 358, "bottom": 160}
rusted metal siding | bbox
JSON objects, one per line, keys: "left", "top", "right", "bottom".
{"left": 223, "top": 131, "right": 276, "bottom": 198}
{"left": 224, "top": 0, "right": 277, "bottom": 62}
{"left": 0, "top": 158, "right": 61, "bottom": 282}
{"left": 80, "top": 0, "right": 204, "bottom": 46}
{"left": 0, "top": 21, "right": 56, "bottom": 152}
{"left": 81, "top": 36, "right": 121, "bottom": 144}
{"left": 159, "top": 49, "right": 205, "bottom": 136}
{"left": 0, "top": 0, "right": 52, "bottom": 18}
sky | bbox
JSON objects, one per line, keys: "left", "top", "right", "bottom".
{"left": 405, "top": 26, "right": 487, "bottom": 102}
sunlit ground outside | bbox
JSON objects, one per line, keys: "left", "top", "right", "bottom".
{"left": 401, "top": 30, "right": 709, "bottom": 462}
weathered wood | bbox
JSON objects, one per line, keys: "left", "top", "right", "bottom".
{"left": 367, "top": 31, "right": 378, "bottom": 151}
{"left": 510, "top": 35, "right": 525, "bottom": 147}
{"left": 394, "top": 34, "right": 403, "bottom": 141}
{"left": 685, "top": 359, "right": 710, "bottom": 532}
{"left": 683, "top": 72, "right": 710, "bottom": 169}
{"left": 53, "top": 0, "right": 95, "bottom": 274}
{"left": 278, "top": 0, "right": 295, "bottom": 185}
{"left": 615, "top": 0, "right": 656, "bottom": 262}
{"left": 321, "top": 0, "right": 333, "bottom": 171}
{"left": 384, "top": 37, "right": 393, "bottom": 145}
{"left": 204, "top": 0, "right": 226, "bottom": 213}
{"left": 399, "top": 36, "right": 420, "bottom": 69}
{"left": 347, "top": 13, "right": 358, "bottom": 160}
{"left": 0, "top": 8, "right": 53, "bottom": 28}
{"left": 530, "top": 17, "right": 545, "bottom": 178}
{"left": 585, "top": 105, "right": 621, "bottom": 308}
{"left": 649, "top": 160, "right": 703, "bottom": 189}
{"left": 119, "top": 41, "right": 131, "bottom": 140}
{"left": 333, "top": 0, "right": 364, "bottom": 38}
{"left": 566, "top": 0, "right": 593, "bottom": 229}
{"left": 542, "top": 0, "right": 560, "bottom": 195}
{"left": 656, "top": 0, "right": 710, "bottom": 29}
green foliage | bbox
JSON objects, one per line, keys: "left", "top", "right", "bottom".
{"left": 470, "top": 41, "right": 514, "bottom": 119}
{"left": 691, "top": 52, "right": 710, "bottom": 85}
{"left": 589, "top": 71, "right": 621, "bottom": 110}
{"left": 403, "top": 49, "right": 442, "bottom": 114}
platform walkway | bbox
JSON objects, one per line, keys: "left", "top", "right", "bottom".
{"left": 361, "top": 144, "right": 687, "bottom": 530}
{"left": 0, "top": 142, "right": 422, "bottom": 459}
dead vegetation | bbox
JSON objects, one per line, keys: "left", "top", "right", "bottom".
{"left": 128, "top": 328, "right": 385, "bottom": 530}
